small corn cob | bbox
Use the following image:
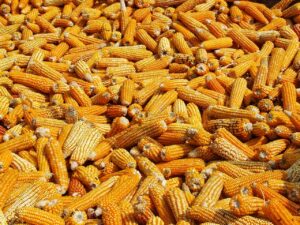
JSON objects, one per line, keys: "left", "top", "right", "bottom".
{"left": 230, "top": 194, "right": 264, "bottom": 216}
{"left": 193, "top": 173, "right": 224, "bottom": 207}
{"left": 165, "top": 187, "right": 190, "bottom": 222}
{"left": 111, "top": 148, "right": 136, "bottom": 169}
{"left": 70, "top": 127, "right": 102, "bottom": 169}
{"left": 111, "top": 120, "right": 167, "bottom": 148}
{"left": 29, "top": 60, "right": 65, "bottom": 82}
{"left": 133, "top": 195, "right": 154, "bottom": 224}
{"left": 207, "top": 105, "right": 264, "bottom": 122}
{"left": 16, "top": 207, "right": 65, "bottom": 225}
{"left": 136, "top": 29, "right": 157, "bottom": 52}
{"left": 156, "top": 158, "right": 205, "bottom": 178}
{"left": 187, "top": 206, "right": 240, "bottom": 224}
{"left": 65, "top": 176, "right": 118, "bottom": 213}
{"left": 172, "top": 32, "right": 192, "bottom": 55}
{"left": 119, "top": 200, "right": 138, "bottom": 225}
{"left": 282, "top": 82, "right": 297, "bottom": 112}
{"left": 211, "top": 137, "right": 249, "bottom": 161}
{"left": 282, "top": 3, "right": 300, "bottom": 18}
{"left": 63, "top": 121, "right": 90, "bottom": 158}
{"left": 0, "top": 96, "right": 9, "bottom": 120}
{"left": 45, "top": 138, "right": 69, "bottom": 194}
{"left": 101, "top": 203, "right": 123, "bottom": 225}
{"left": 185, "top": 168, "right": 205, "bottom": 192}
{"left": 0, "top": 133, "right": 36, "bottom": 154}
{"left": 67, "top": 178, "right": 86, "bottom": 197}
{"left": 281, "top": 40, "right": 299, "bottom": 71}
{"left": 262, "top": 198, "right": 298, "bottom": 225}
{"left": 177, "top": 86, "right": 217, "bottom": 108}
{"left": 35, "top": 137, "right": 50, "bottom": 173}
{"left": 160, "top": 144, "right": 193, "bottom": 161}
{"left": 217, "top": 161, "right": 253, "bottom": 178}
{"left": 120, "top": 79, "right": 135, "bottom": 106}
{"left": 227, "top": 28, "right": 259, "bottom": 53}
{"left": 252, "top": 56, "right": 269, "bottom": 99}
{"left": 252, "top": 122, "right": 270, "bottom": 137}
{"left": 255, "top": 139, "right": 289, "bottom": 162}
{"left": 149, "top": 184, "right": 176, "bottom": 224}
{"left": 0, "top": 169, "right": 18, "bottom": 209}
{"left": 223, "top": 170, "right": 287, "bottom": 197}
{"left": 229, "top": 78, "right": 247, "bottom": 109}
{"left": 73, "top": 165, "right": 100, "bottom": 189}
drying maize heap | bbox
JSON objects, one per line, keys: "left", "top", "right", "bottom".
{"left": 0, "top": 0, "right": 300, "bottom": 224}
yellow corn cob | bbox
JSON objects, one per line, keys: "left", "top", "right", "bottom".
{"left": 137, "top": 137, "right": 162, "bottom": 163}
{"left": 282, "top": 2, "right": 300, "bottom": 17}
{"left": 252, "top": 56, "right": 269, "bottom": 99}
{"left": 70, "top": 127, "right": 102, "bottom": 169}
{"left": 251, "top": 122, "right": 270, "bottom": 137}
{"left": 133, "top": 195, "right": 154, "bottom": 224}
{"left": 229, "top": 78, "right": 247, "bottom": 109}
{"left": 0, "top": 169, "right": 18, "bottom": 209}
{"left": 29, "top": 60, "right": 65, "bottom": 82}
{"left": 281, "top": 40, "right": 299, "bottom": 72}
{"left": 62, "top": 121, "right": 91, "bottom": 158}
{"left": 160, "top": 144, "right": 193, "bottom": 161}
{"left": 119, "top": 200, "right": 138, "bottom": 225}
{"left": 230, "top": 194, "right": 264, "bottom": 216}
{"left": 111, "top": 148, "right": 136, "bottom": 169}
{"left": 45, "top": 138, "right": 69, "bottom": 194}
{"left": 228, "top": 161, "right": 271, "bottom": 173}
{"left": 19, "top": 38, "right": 47, "bottom": 55}
{"left": 217, "top": 161, "right": 253, "bottom": 179}
{"left": 0, "top": 150, "right": 12, "bottom": 173}
{"left": 227, "top": 28, "right": 259, "bottom": 53}
{"left": 136, "top": 29, "right": 157, "bottom": 52}
{"left": 0, "top": 133, "right": 36, "bottom": 154}
{"left": 0, "top": 96, "right": 9, "bottom": 120}
{"left": 187, "top": 206, "right": 240, "bottom": 224}
{"left": 67, "top": 177, "right": 86, "bottom": 197}
{"left": 204, "top": 19, "right": 227, "bottom": 38}
{"left": 65, "top": 176, "right": 118, "bottom": 213}
{"left": 263, "top": 198, "right": 298, "bottom": 225}
{"left": 192, "top": 172, "right": 224, "bottom": 207}
{"left": 177, "top": 86, "right": 217, "bottom": 108}
{"left": 111, "top": 120, "right": 167, "bottom": 148}
{"left": 69, "top": 82, "right": 91, "bottom": 107}
{"left": 100, "top": 203, "right": 122, "bottom": 225}
{"left": 136, "top": 156, "right": 165, "bottom": 182}
{"left": 165, "top": 187, "right": 190, "bottom": 222}
{"left": 97, "top": 174, "right": 141, "bottom": 208}
{"left": 172, "top": 32, "right": 192, "bottom": 55}
{"left": 73, "top": 165, "right": 100, "bottom": 189}
{"left": 223, "top": 170, "right": 287, "bottom": 197}
{"left": 4, "top": 181, "right": 59, "bottom": 221}
{"left": 255, "top": 139, "right": 289, "bottom": 161}
{"left": 200, "top": 37, "right": 233, "bottom": 50}
{"left": 207, "top": 105, "right": 264, "bottom": 122}
{"left": 254, "top": 183, "right": 300, "bottom": 216}
{"left": 9, "top": 71, "right": 56, "bottom": 94}
{"left": 147, "top": 90, "right": 178, "bottom": 115}
{"left": 17, "top": 207, "right": 64, "bottom": 225}
{"left": 236, "top": 3, "right": 269, "bottom": 24}
{"left": 72, "top": 60, "right": 93, "bottom": 83}
{"left": 156, "top": 158, "right": 205, "bottom": 178}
